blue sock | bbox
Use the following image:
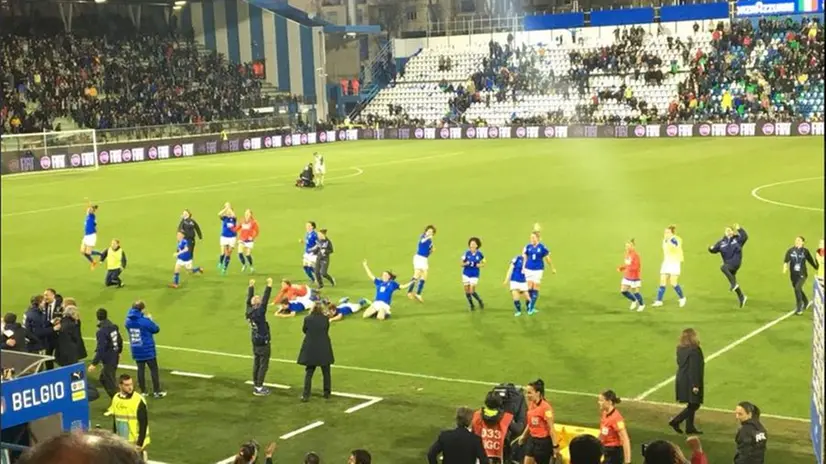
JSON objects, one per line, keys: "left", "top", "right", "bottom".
{"left": 218, "top": 254, "right": 224, "bottom": 265}
{"left": 621, "top": 290, "right": 636, "bottom": 302}
{"left": 83, "top": 253, "right": 94, "bottom": 263}
{"left": 173, "top": 273, "right": 180, "bottom": 285}
{"left": 674, "top": 285, "right": 685, "bottom": 298}
{"left": 635, "top": 293, "right": 645, "bottom": 305}
{"left": 417, "top": 279, "right": 426, "bottom": 295}
{"left": 90, "top": 250, "right": 101, "bottom": 256}
{"left": 471, "top": 292, "right": 483, "bottom": 304}
{"left": 407, "top": 280, "right": 416, "bottom": 293}
{"left": 528, "top": 289, "right": 539, "bottom": 309}
{"left": 246, "top": 255, "right": 253, "bottom": 266}
{"left": 238, "top": 253, "right": 247, "bottom": 265}
{"left": 223, "top": 255, "right": 230, "bottom": 269}
{"left": 303, "top": 266, "right": 316, "bottom": 281}
{"left": 656, "top": 285, "right": 666, "bottom": 301}
{"left": 513, "top": 300, "right": 522, "bottom": 312}
{"left": 465, "top": 293, "right": 474, "bottom": 308}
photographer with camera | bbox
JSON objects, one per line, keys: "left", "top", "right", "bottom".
{"left": 231, "top": 440, "right": 276, "bottom": 464}
{"left": 471, "top": 390, "right": 523, "bottom": 463}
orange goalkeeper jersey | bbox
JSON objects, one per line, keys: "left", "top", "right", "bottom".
{"left": 234, "top": 219, "right": 259, "bottom": 242}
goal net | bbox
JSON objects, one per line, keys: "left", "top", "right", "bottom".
{"left": 813, "top": 277, "right": 825, "bottom": 464}
{"left": 0, "top": 129, "right": 98, "bottom": 176}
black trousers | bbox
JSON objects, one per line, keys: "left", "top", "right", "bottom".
{"left": 791, "top": 273, "right": 809, "bottom": 310}
{"left": 603, "top": 446, "right": 623, "bottom": 464}
{"left": 252, "top": 344, "right": 270, "bottom": 387}
{"left": 672, "top": 402, "right": 701, "bottom": 430}
{"left": 302, "top": 365, "right": 331, "bottom": 398}
{"left": 105, "top": 269, "right": 123, "bottom": 287}
{"left": 100, "top": 362, "right": 118, "bottom": 398}
{"left": 136, "top": 358, "right": 161, "bottom": 393}
{"left": 188, "top": 240, "right": 197, "bottom": 258}
{"left": 314, "top": 259, "right": 335, "bottom": 287}
{"left": 720, "top": 263, "right": 740, "bottom": 288}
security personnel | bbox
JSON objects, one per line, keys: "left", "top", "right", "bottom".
{"left": 246, "top": 278, "right": 274, "bottom": 396}
{"left": 88, "top": 308, "right": 123, "bottom": 398}
{"left": 734, "top": 401, "right": 767, "bottom": 464}
{"left": 107, "top": 374, "right": 150, "bottom": 460}
{"left": 783, "top": 236, "right": 819, "bottom": 315}
{"left": 177, "top": 210, "right": 203, "bottom": 258}
{"left": 471, "top": 391, "right": 516, "bottom": 464}
{"left": 99, "top": 239, "right": 127, "bottom": 287}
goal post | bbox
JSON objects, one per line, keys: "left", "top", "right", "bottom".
{"left": 0, "top": 129, "right": 99, "bottom": 176}
{"left": 813, "top": 276, "right": 824, "bottom": 464}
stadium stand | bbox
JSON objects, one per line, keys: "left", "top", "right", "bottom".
{"left": 357, "top": 17, "right": 824, "bottom": 127}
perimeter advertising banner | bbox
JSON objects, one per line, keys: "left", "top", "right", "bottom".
{"left": 0, "top": 363, "right": 89, "bottom": 432}
{"left": 1, "top": 122, "right": 822, "bottom": 175}
{"left": 735, "top": 0, "right": 824, "bottom": 16}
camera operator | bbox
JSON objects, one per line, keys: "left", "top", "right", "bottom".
{"left": 2, "top": 313, "right": 26, "bottom": 351}
{"left": 471, "top": 391, "right": 522, "bottom": 464}
{"left": 231, "top": 440, "right": 277, "bottom": 464}
{"left": 24, "top": 295, "right": 59, "bottom": 355}
{"left": 54, "top": 303, "right": 87, "bottom": 367}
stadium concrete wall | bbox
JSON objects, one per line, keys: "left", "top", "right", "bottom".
{"left": 182, "top": 0, "right": 325, "bottom": 103}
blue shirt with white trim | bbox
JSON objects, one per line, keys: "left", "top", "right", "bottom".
{"left": 374, "top": 278, "right": 401, "bottom": 304}
{"left": 523, "top": 243, "right": 549, "bottom": 271}
{"left": 462, "top": 250, "right": 484, "bottom": 278}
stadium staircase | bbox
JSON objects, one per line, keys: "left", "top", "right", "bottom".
{"left": 350, "top": 40, "right": 395, "bottom": 119}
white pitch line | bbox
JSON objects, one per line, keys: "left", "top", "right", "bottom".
{"left": 84, "top": 337, "right": 808, "bottom": 422}
{"left": 279, "top": 420, "right": 325, "bottom": 440}
{"left": 171, "top": 370, "right": 214, "bottom": 379}
{"left": 344, "top": 397, "right": 383, "bottom": 414}
{"left": 330, "top": 391, "right": 381, "bottom": 401}
{"left": 750, "top": 176, "right": 825, "bottom": 212}
{"left": 118, "top": 364, "right": 137, "bottom": 370}
{"left": 244, "top": 380, "right": 291, "bottom": 390}
{"left": 635, "top": 310, "right": 797, "bottom": 401}
{"left": 330, "top": 391, "right": 384, "bottom": 414}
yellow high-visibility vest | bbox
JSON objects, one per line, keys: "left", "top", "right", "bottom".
{"left": 106, "top": 247, "right": 124, "bottom": 270}
{"left": 108, "top": 392, "right": 150, "bottom": 447}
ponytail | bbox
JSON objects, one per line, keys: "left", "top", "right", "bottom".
{"left": 529, "top": 379, "right": 546, "bottom": 398}
{"left": 738, "top": 401, "right": 761, "bottom": 420}
{"left": 602, "top": 389, "right": 622, "bottom": 405}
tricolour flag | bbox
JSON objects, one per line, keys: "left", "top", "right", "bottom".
{"left": 798, "top": 0, "right": 820, "bottom": 12}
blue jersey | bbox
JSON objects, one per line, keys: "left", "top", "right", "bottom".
{"left": 336, "top": 304, "right": 356, "bottom": 316}
{"left": 374, "top": 278, "right": 401, "bottom": 305}
{"left": 510, "top": 255, "right": 527, "bottom": 283}
{"left": 523, "top": 243, "right": 549, "bottom": 271}
{"left": 462, "top": 250, "right": 485, "bottom": 278}
{"left": 416, "top": 234, "right": 433, "bottom": 258}
{"left": 289, "top": 302, "right": 307, "bottom": 313}
{"left": 177, "top": 239, "right": 193, "bottom": 262}
{"left": 84, "top": 212, "right": 97, "bottom": 235}
{"left": 305, "top": 230, "right": 318, "bottom": 253}
{"left": 220, "top": 216, "right": 237, "bottom": 238}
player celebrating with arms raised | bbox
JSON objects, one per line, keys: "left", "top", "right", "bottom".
{"left": 217, "top": 203, "right": 237, "bottom": 275}
{"left": 363, "top": 260, "right": 415, "bottom": 320}
{"left": 300, "top": 221, "right": 319, "bottom": 283}
{"left": 522, "top": 225, "right": 556, "bottom": 314}
{"left": 461, "top": 237, "right": 486, "bottom": 311}
{"left": 170, "top": 231, "right": 203, "bottom": 288}
{"left": 80, "top": 202, "right": 102, "bottom": 269}
{"left": 235, "top": 209, "right": 259, "bottom": 273}
{"left": 708, "top": 224, "right": 748, "bottom": 308}
{"left": 504, "top": 254, "right": 530, "bottom": 316}
{"left": 652, "top": 225, "right": 686, "bottom": 308}
{"left": 618, "top": 239, "right": 645, "bottom": 312}
{"left": 408, "top": 225, "right": 436, "bottom": 302}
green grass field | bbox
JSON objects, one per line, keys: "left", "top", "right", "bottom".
{"left": 1, "top": 138, "right": 823, "bottom": 463}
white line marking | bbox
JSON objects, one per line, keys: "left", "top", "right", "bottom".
{"left": 118, "top": 364, "right": 137, "bottom": 370}
{"left": 85, "top": 337, "right": 807, "bottom": 422}
{"left": 244, "top": 380, "right": 291, "bottom": 390}
{"left": 635, "top": 310, "right": 797, "bottom": 401}
{"left": 170, "top": 370, "right": 214, "bottom": 379}
{"left": 330, "top": 391, "right": 381, "bottom": 401}
{"left": 344, "top": 397, "right": 383, "bottom": 414}
{"left": 279, "top": 420, "right": 325, "bottom": 440}
{"left": 750, "top": 176, "right": 824, "bottom": 212}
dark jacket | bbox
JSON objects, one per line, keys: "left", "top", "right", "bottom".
{"left": 177, "top": 217, "right": 203, "bottom": 242}
{"left": 23, "top": 306, "right": 54, "bottom": 353}
{"left": 92, "top": 319, "right": 123, "bottom": 366}
{"left": 427, "top": 426, "right": 488, "bottom": 464}
{"left": 246, "top": 285, "right": 272, "bottom": 345}
{"left": 675, "top": 344, "right": 705, "bottom": 404}
{"left": 54, "top": 317, "right": 87, "bottom": 366}
{"left": 297, "top": 311, "right": 334, "bottom": 367}
{"left": 734, "top": 418, "right": 767, "bottom": 464}
{"left": 310, "top": 238, "right": 334, "bottom": 261}
{"left": 784, "top": 246, "right": 818, "bottom": 276}
{"left": 709, "top": 228, "right": 748, "bottom": 267}
{"left": 1, "top": 322, "right": 26, "bottom": 351}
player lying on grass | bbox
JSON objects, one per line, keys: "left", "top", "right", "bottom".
{"left": 273, "top": 296, "right": 317, "bottom": 318}
{"left": 270, "top": 279, "right": 314, "bottom": 306}
{"left": 325, "top": 297, "right": 371, "bottom": 322}
{"left": 363, "top": 260, "right": 415, "bottom": 320}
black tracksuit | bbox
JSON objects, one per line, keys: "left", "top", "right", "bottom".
{"left": 784, "top": 246, "right": 818, "bottom": 313}
{"left": 92, "top": 319, "right": 123, "bottom": 397}
{"left": 246, "top": 284, "right": 273, "bottom": 389}
{"left": 734, "top": 418, "right": 767, "bottom": 464}
{"left": 177, "top": 217, "right": 203, "bottom": 257}
{"left": 311, "top": 238, "right": 335, "bottom": 288}
{"left": 709, "top": 227, "right": 748, "bottom": 304}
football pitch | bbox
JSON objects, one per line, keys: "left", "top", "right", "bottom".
{"left": 1, "top": 137, "right": 823, "bottom": 463}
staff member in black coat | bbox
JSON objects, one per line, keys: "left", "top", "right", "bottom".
{"left": 427, "top": 407, "right": 488, "bottom": 464}
{"left": 178, "top": 209, "right": 203, "bottom": 258}
{"left": 783, "top": 236, "right": 819, "bottom": 315}
{"left": 88, "top": 308, "right": 124, "bottom": 398}
{"left": 1, "top": 313, "right": 26, "bottom": 351}
{"left": 668, "top": 328, "right": 705, "bottom": 435}
{"left": 297, "top": 305, "right": 334, "bottom": 402}
{"left": 54, "top": 304, "right": 87, "bottom": 367}
{"left": 708, "top": 224, "right": 748, "bottom": 307}
{"left": 24, "top": 295, "right": 58, "bottom": 354}
{"left": 247, "top": 278, "right": 274, "bottom": 397}
{"left": 310, "top": 228, "right": 336, "bottom": 289}
{"left": 734, "top": 401, "right": 767, "bottom": 464}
